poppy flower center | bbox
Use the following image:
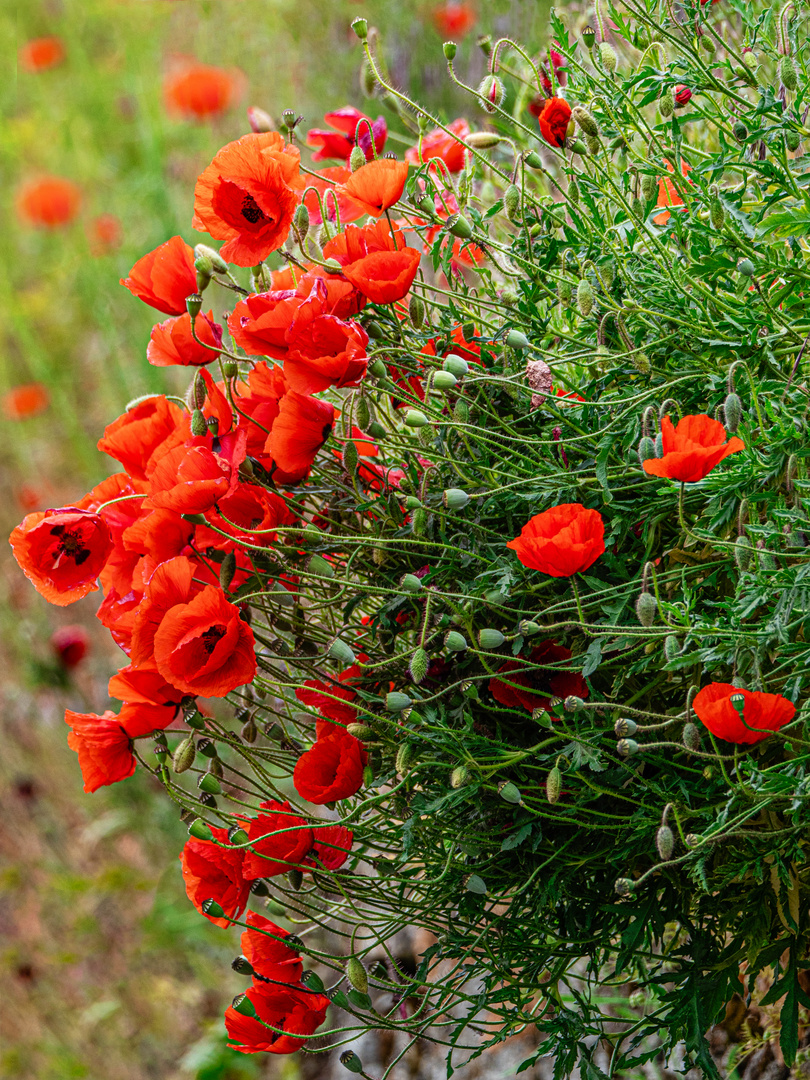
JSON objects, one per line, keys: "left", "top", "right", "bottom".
{"left": 241, "top": 195, "right": 267, "bottom": 224}
{"left": 201, "top": 625, "right": 227, "bottom": 654}
{"left": 50, "top": 524, "right": 92, "bottom": 565}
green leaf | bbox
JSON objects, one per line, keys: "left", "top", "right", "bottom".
{"left": 756, "top": 208, "right": 810, "bottom": 240}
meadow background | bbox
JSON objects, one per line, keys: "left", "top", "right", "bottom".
{"left": 3, "top": 2, "right": 551, "bottom": 1077}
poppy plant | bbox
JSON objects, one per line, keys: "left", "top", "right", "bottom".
{"left": 51, "top": 625, "right": 90, "bottom": 669}
{"left": 405, "top": 118, "right": 471, "bottom": 172}
{"left": 193, "top": 131, "right": 305, "bottom": 266}
{"left": 97, "top": 396, "right": 186, "bottom": 481}
{"left": 692, "top": 683, "right": 795, "bottom": 745}
{"left": 536, "top": 97, "right": 572, "bottom": 148}
{"left": 147, "top": 310, "right": 223, "bottom": 367}
{"left": 335, "top": 158, "right": 410, "bottom": 218}
{"left": 306, "top": 106, "right": 387, "bottom": 163}
{"left": 18, "top": 35, "right": 65, "bottom": 72}
{"left": 240, "top": 800, "right": 314, "bottom": 880}
{"left": 180, "top": 826, "right": 251, "bottom": 927}
{"left": 224, "top": 982, "right": 330, "bottom": 1055}
{"left": 489, "top": 641, "right": 588, "bottom": 713}
{"left": 653, "top": 159, "right": 692, "bottom": 224}
{"left": 642, "top": 414, "right": 744, "bottom": 483}
{"left": 2, "top": 383, "right": 49, "bottom": 420}
{"left": 16, "top": 176, "right": 81, "bottom": 228}
{"left": 507, "top": 503, "right": 605, "bottom": 577}
{"left": 240, "top": 912, "right": 304, "bottom": 983}
{"left": 120, "top": 235, "right": 198, "bottom": 316}
{"left": 10, "top": 507, "right": 114, "bottom": 606}
{"left": 87, "top": 213, "right": 123, "bottom": 256}
{"left": 431, "top": 1, "right": 476, "bottom": 38}
{"left": 163, "top": 60, "right": 244, "bottom": 121}
{"left": 293, "top": 730, "right": 366, "bottom": 804}
{"left": 64, "top": 702, "right": 174, "bottom": 793}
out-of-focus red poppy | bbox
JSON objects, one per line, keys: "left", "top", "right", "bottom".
{"left": 643, "top": 415, "right": 744, "bottom": 483}
{"left": 193, "top": 132, "right": 305, "bottom": 266}
{"left": 405, "top": 118, "right": 470, "bottom": 172}
{"left": 265, "top": 392, "right": 334, "bottom": 477}
{"left": 307, "top": 106, "right": 387, "bottom": 163}
{"left": 51, "top": 625, "right": 90, "bottom": 668}
{"left": 302, "top": 166, "right": 367, "bottom": 225}
{"left": 225, "top": 982, "right": 330, "bottom": 1055}
{"left": 653, "top": 159, "right": 692, "bottom": 224}
{"left": 293, "top": 730, "right": 366, "bottom": 804}
{"left": 163, "top": 59, "right": 244, "bottom": 121}
{"left": 19, "top": 36, "right": 65, "bottom": 72}
{"left": 120, "top": 236, "right": 197, "bottom": 315}
{"left": 2, "top": 383, "right": 49, "bottom": 420}
{"left": 432, "top": 1, "right": 476, "bottom": 38}
{"left": 147, "top": 310, "right": 223, "bottom": 367}
{"left": 240, "top": 800, "right": 314, "bottom": 880}
{"left": 10, "top": 507, "right": 114, "bottom": 606}
{"left": 489, "top": 641, "right": 588, "bottom": 713}
{"left": 180, "top": 826, "right": 250, "bottom": 927}
{"left": 16, "top": 485, "right": 45, "bottom": 513}
{"left": 536, "top": 97, "right": 572, "bottom": 148}
{"left": 508, "top": 503, "right": 605, "bottom": 577}
{"left": 97, "top": 396, "right": 186, "bottom": 480}
{"left": 336, "top": 158, "right": 409, "bottom": 218}
{"left": 240, "top": 912, "right": 304, "bottom": 983}
{"left": 16, "top": 176, "right": 81, "bottom": 228}
{"left": 87, "top": 213, "right": 123, "bottom": 256}
{"left": 692, "top": 683, "right": 795, "bottom": 745}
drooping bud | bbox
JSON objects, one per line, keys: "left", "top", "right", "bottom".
{"left": 504, "top": 184, "right": 521, "bottom": 221}
{"left": 451, "top": 765, "right": 470, "bottom": 788}
{"left": 173, "top": 735, "right": 195, "bottom": 773}
{"left": 656, "top": 824, "right": 674, "bottom": 861}
{"left": 195, "top": 254, "right": 213, "bottom": 293}
{"left": 247, "top": 105, "right": 274, "bottom": 133}
{"left": 292, "top": 203, "right": 310, "bottom": 245}
{"left": 478, "top": 628, "right": 505, "bottom": 649}
{"left": 444, "top": 630, "right": 467, "bottom": 652}
{"left": 387, "top": 691, "right": 412, "bottom": 712}
{"left": 577, "top": 278, "right": 595, "bottom": 317}
{"left": 409, "top": 647, "right": 429, "bottom": 684}
{"left": 308, "top": 554, "right": 335, "bottom": 578}
{"left": 443, "top": 488, "right": 470, "bottom": 510}
{"left": 413, "top": 507, "right": 428, "bottom": 536}
{"left": 659, "top": 91, "right": 674, "bottom": 118}
{"left": 572, "top": 106, "right": 599, "bottom": 137}
{"left": 640, "top": 173, "right": 656, "bottom": 201}
{"left": 498, "top": 780, "right": 522, "bottom": 804}
{"left": 614, "top": 717, "right": 637, "bottom": 738}
{"left": 724, "top": 392, "right": 742, "bottom": 433}
{"left": 732, "top": 120, "right": 749, "bottom": 142}
{"left": 734, "top": 534, "right": 753, "bottom": 571}
{"left": 329, "top": 638, "right": 356, "bottom": 666}
{"left": 635, "top": 591, "right": 657, "bottom": 626}
{"left": 408, "top": 293, "right": 426, "bottom": 329}
{"left": 349, "top": 145, "right": 367, "bottom": 172}
{"left": 478, "top": 74, "right": 505, "bottom": 112}
{"left": 710, "top": 196, "right": 725, "bottom": 230}
{"left": 346, "top": 956, "right": 368, "bottom": 994}
{"left": 654, "top": 431, "right": 664, "bottom": 457}
{"left": 637, "top": 436, "right": 655, "bottom": 464}
{"left": 346, "top": 724, "right": 375, "bottom": 741}
{"left": 664, "top": 635, "right": 680, "bottom": 662}
{"left": 585, "top": 133, "right": 601, "bottom": 155}
{"left": 546, "top": 766, "right": 562, "bottom": 804}
{"left": 342, "top": 439, "right": 359, "bottom": 475}
{"left": 599, "top": 41, "right": 618, "bottom": 72}
{"left": 682, "top": 722, "right": 701, "bottom": 751}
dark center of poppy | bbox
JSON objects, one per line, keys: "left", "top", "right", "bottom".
{"left": 51, "top": 525, "right": 91, "bottom": 565}
{"left": 241, "top": 195, "right": 267, "bottom": 224}
{"left": 201, "top": 626, "right": 226, "bottom": 654}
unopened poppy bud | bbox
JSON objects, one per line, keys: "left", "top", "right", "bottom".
{"left": 190, "top": 408, "right": 208, "bottom": 437}
{"left": 329, "top": 638, "right": 356, "bottom": 666}
{"left": 351, "top": 15, "right": 368, "bottom": 39}
{"left": 195, "top": 255, "right": 213, "bottom": 293}
{"left": 659, "top": 91, "right": 673, "bottom": 118}
{"left": 506, "top": 329, "right": 530, "bottom": 349}
{"left": 404, "top": 409, "right": 429, "bottom": 428}
{"left": 443, "top": 488, "right": 470, "bottom": 510}
{"left": 504, "top": 184, "right": 521, "bottom": 221}
{"left": 444, "top": 630, "right": 467, "bottom": 652}
{"left": 732, "top": 120, "right": 748, "bottom": 142}
{"left": 413, "top": 507, "right": 428, "bottom": 536}
{"left": 396, "top": 742, "right": 416, "bottom": 774}
{"left": 709, "top": 196, "right": 725, "bottom": 230}
{"left": 577, "top": 279, "right": 594, "bottom": 316}
{"left": 478, "top": 74, "right": 505, "bottom": 112}
{"left": 287, "top": 867, "right": 303, "bottom": 891}
{"left": 451, "top": 765, "right": 470, "bottom": 788}
{"left": 664, "top": 635, "right": 680, "bottom": 662}
{"left": 674, "top": 84, "right": 692, "bottom": 107}
{"left": 173, "top": 735, "right": 195, "bottom": 773}
{"left": 724, "top": 392, "right": 742, "bottom": 433}
{"left": 614, "top": 717, "right": 637, "bottom": 738}
{"left": 409, "top": 646, "right": 429, "bottom": 684}
{"left": 498, "top": 780, "right": 522, "bottom": 804}
{"left": 442, "top": 40, "right": 458, "bottom": 61}
{"left": 546, "top": 766, "right": 562, "bottom": 804}
{"left": 737, "top": 258, "right": 755, "bottom": 277}
{"left": 654, "top": 431, "right": 664, "bottom": 457}
{"left": 779, "top": 55, "right": 798, "bottom": 91}
{"left": 786, "top": 129, "right": 801, "bottom": 152}
{"left": 387, "top": 691, "right": 412, "bottom": 712}
{"left": 201, "top": 897, "right": 225, "bottom": 919}
{"left": 188, "top": 817, "right": 213, "bottom": 841}
{"left": 617, "top": 738, "right": 639, "bottom": 757}
{"left": 342, "top": 439, "right": 359, "bottom": 475}
{"left": 682, "top": 722, "right": 700, "bottom": 751}
{"left": 656, "top": 824, "right": 674, "bottom": 861}
{"left": 571, "top": 106, "right": 599, "bottom": 137}
{"left": 582, "top": 25, "right": 596, "bottom": 48}
{"left": 347, "top": 723, "right": 375, "bottom": 740}
{"left": 340, "top": 1050, "right": 365, "bottom": 1074}
{"left": 198, "top": 772, "right": 222, "bottom": 795}
{"left": 700, "top": 34, "right": 715, "bottom": 52}
{"left": 433, "top": 370, "right": 458, "bottom": 391}
{"left": 346, "top": 956, "right": 368, "bottom": 994}
{"left": 637, "top": 436, "right": 655, "bottom": 464}
{"left": 308, "top": 554, "right": 335, "bottom": 579}
{"left": 465, "top": 131, "right": 503, "bottom": 149}
{"left": 478, "top": 628, "right": 505, "bottom": 649}
{"left": 292, "top": 203, "right": 310, "bottom": 244}
{"left": 408, "top": 293, "right": 425, "bottom": 328}
{"left": 614, "top": 877, "right": 634, "bottom": 897}
{"left": 734, "top": 534, "right": 753, "bottom": 571}
{"left": 447, "top": 212, "right": 473, "bottom": 239}
{"left": 349, "top": 145, "right": 366, "bottom": 173}
{"left": 453, "top": 399, "right": 470, "bottom": 426}
{"left": 640, "top": 174, "right": 656, "bottom": 201}
{"left": 353, "top": 397, "right": 370, "bottom": 433}
{"left": 246, "top": 104, "right": 274, "bottom": 132}
{"left": 186, "top": 293, "right": 203, "bottom": 319}
{"left": 599, "top": 41, "right": 618, "bottom": 72}
{"left": 218, "top": 550, "right": 236, "bottom": 591}
{"left": 194, "top": 243, "right": 228, "bottom": 274}
{"left": 635, "top": 591, "right": 657, "bottom": 627}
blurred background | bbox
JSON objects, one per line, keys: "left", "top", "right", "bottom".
{"left": 3, "top": 2, "right": 553, "bottom": 1077}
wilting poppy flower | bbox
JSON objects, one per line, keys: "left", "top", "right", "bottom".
{"left": 152, "top": 584, "right": 257, "bottom": 697}
{"left": 2, "top": 383, "right": 49, "bottom": 420}
{"left": 303, "top": 166, "right": 367, "bottom": 226}
{"left": 51, "top": 625, "right": 90, "bottom": 668}
{"left": 193, "top": 131, "right": 305, "bottom": 266}
{"left": 225, "top": 982, "right": 330, "bottom": 1055}
{"left": 307, "top": 106, "right": 387, "bottom": 163}
{"left": 642, "top": 415, "right": 744, "bottom": 483}
{"left": 16, "top": 176, "right": 81, "bottom": 228}
{"left": 10, "top": 507, "right": 114, "bottom": 606}
{"left": 490, "top": 640, "right": 588, "bottom": 713}
{"left": 180, "top": 825, "right": 250, "bottom": 927}
{"left": 240, "top": 800, "right": 313, "bottom": 880}
{"left": 653, "top": 159, "right": 691, "bottom": 224}
{"left": 692, "top": 683, "right": 795, "bottom": 745}
{"left": 241, "top": 912, "right": 303, "bottom": 983}
{"left": 120, "top": 236, "right": 197, "bottom": 316}
{"left": 19, "top": 36, "right": 65, "bottom": 72}
{"left": 265, "top": 392, "right": 334, "bottom": 478}
{"left": 432, "top": 1, "right": 476, "bottom": 37}
{"left": 98, "top": 396, "right": 186, "bottom": 480}
{"left": 342, "top": 246, "right": 421, "bottom": 304}
{"left": 163, "top": 60, "right": 244, "bottom": 121}
{"left": 86, "top": 213, "right": 123, "bottom": 256}
{"left": 283, "top": 318, "right": 369, "bottom": 395}
{"left": 536, "top": 97, "right": 572, "bottom": 148}
{"left": 405, "top": 118, "right": 470, "bottom": 173}
{"left": 306, "top": 824, "right": 354, "bottom": 871}
{"left": 674, "top": 84, "right": 693, "bottom": 107}
{"left": 336, "top": 158, "right": 409, "bottom": 218}
{"left": 507, "top": 503, "right": 605, "bottom": 577}
{"left": 293, "top": 731, "right": 366, "bottom": 804}
{"left": 147, "top": 310, "right": 223, "bottom": 367}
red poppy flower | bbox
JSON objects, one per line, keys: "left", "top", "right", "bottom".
{"left": 507, "top": 503, "right": 605, "bottom": 577}
{"left": 97, "top": 396, "right": 186, "bottom": 481}
{"left": 295, "top": 676, "right": 358, "bottom": 725}
{"left": 87, "top": 213, "right": 123, "bottom": 256}
{"left": 405, "top": 118, "right": 471, "bottom": 173}
{"left": 692, "top": 683, "right": 795, "bottom": 745}
{"left": 130, "top": 555, "right": 201, "bottom": 664}
{"left": 306, "top": 106, "right": 387, "bottom": 163}
{"left": 342, "top": 247, "right": 422, "bottom": 304}
{"left": 163, "top": 60, "right": 244, "bottom": 121}
{"left": 205, "top": 483, "right": 296, "bottom": 549}
{"left": 153, "top": 583, "right": 257, "bottom": 697}
{"left": 180, "top": 825, "right": 250, "bottom": 928}
{"left": 16, "top": 176, "right": 81, "bottom": 228}
{"left": 51, "top": 625, "right": 90, "bottom": 669}
{"left": 241, "top": 912, "right": 303, "bottom": 983}
{"left": 10, "top": 507, "right": 114, "bottom": 606}
{"left": 293, "top": 730, "right": 366, "bottom": 804}
{"left": 240, "top": 800, "right": 314, "bottom": 880}
{"left": 19, "top": 36, "right": 65, "bottom": 72}
{"left": 335, "top": 158, "right": 409, "bottom": 218}
{"left": 489, "top": 641, "right": 588, "bottom": 713}
{"left": 643, "top": 415, "right": 744, "bottom": 483}
{"left": 147, "top": 310, "right": 223, "bottom": 367}
{"left": 283, "top": 317, "right": 369, "bottom": 395}
{"left": 193, "top": 132, "right": 305, "bottom": 266}
{"left": 653, "top": 159, "right": 692, "bottom": 224}
{"left": 2, "top": 383, "right": 49, "bottom": 420}
{"left": 64, "top": 702, "right": 174, "bottom": 793}
{"left": 539, "top": 46, "right": 568, "bottom": 94}
{"left": 265, "top": 392, "right": 334, "bottom": 478}
{"left": 224, "top": 982, "right": 330, "bottom": 1055}
{"left": 536, "top": 97, "right": 572, "bottom": 148}
{"left": 108, "top": 664, "right": 184, "bottom": 707}
{"left": 432, "top": 1, "right": 476, "bottom": 37}
{"left": 145, "top": 444, "right": 234, "bottom": 514}
{"left": 120, "top": 236, "right": 198, "bottom": 316}
{"left": 306, "top": 824, "right": 354, "bottom": 871}
{"left": 303, "top": 167, "right": 368, "bottom": 226}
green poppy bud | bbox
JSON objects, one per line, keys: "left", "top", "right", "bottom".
{"left": 724, "top": 392, "right": 742, "bottom": 433}
{"left": 640, "top": 174, "right": 656, "bottom": 201}
{"left": 349, "top": 145, "right": 366, "bottom": 172}
{"left": 413, "top": 507, "right": 428, "bottom": 536}
{"left": 710, "top": 196, "right": 725, "bottom": 230}
{"left": 505, "top": 329, "right": 530, "bottom": 349}
{"left": 664, "top": 635, "right": 680, "bottom": 662}
{"left": 367, "top": 420, "right": 387, "bottom": 440}
{"left": 659, "top": 92, "right": 673, "bottom": 118}
{"left": 433, "top": 370, "right": 458, "bottom": 390}
{"left": 202, "top": 897, "right": 225, "bottom": 920}
{"left": 346, "top": 956, "right": 368, "bottom": 994}
{"left": 465, "top": 131, "right": 503, "bottom": 149}
{"left": 396, "top": 742, "right": 416, "bottom": 774}
{"left": 498, "top": 780, "right": 522, "bottom": 804}
{"left": 443, "top": 488, "right": 470, "bottom": 510}
{"left": 195, "top": 244, "right": 229, "bottom": 274}
{"left": 188, "top": 818, "right": 213, "bottom": 842}
{"left": 400, "top": 573, "right": 423, "bottom": 593}
{"left": 737, "top": 258, "right": 755, "bottom": 277}
{"left": 409, "top": 294, "right": 426, "bottom": 328}
{"left": 779, "top": 55, "right": 798, "bottom": 91}
{"left": 504, "top": 184, "right": 521, "bottom": 221}
{"left": 190, "top": 408, "right": 208, "bottom": 437}
{"left": 443, "top": 353, "right": 470, "bottom": 378}
{"left": 735, "top": 534, "right": 753, "bottom": 572}
{"left": 340, "top": 1050, "right": 365, "bottom": 1074}
{"left": 451, "top": 765, "right": 470, "bottom": 788}
{"left": 786, "top": 129, "right": 801, "bottom": 152}
{"left": 637, "top": 436, "right": 656, "bottom": 464}
{"left": 387, "top": 691, "right": 412, "bottom": 712}
{"left": 409, "top": 647, "right": 429, "bottom": 684}
{"left": 173, "top": 735, "right": 195, "bottom": 773}
{"left": 614, "top": 717, "right": 638, "bottom": 737}
{"left": 577, "top": 278, "right": 595, "bottom": 317}
{"left": 346, "top": 724, "right": 375, "bottom": 741}
{"left": 329, "top": 638, "right": 356, "bottom": 666}
{"left": 732, "top": 120, "right": 748, "bottom": 142}
{"left": 546, "top": 766, "right": 562, "bottom": 804}
{"left": 635, "top": 591, "right": 657, "bottom": 627}
{"left": 308, "top": 554, "right": 335, "bottom": 578}
{"left": 444, "top": 630, "right": 467, "bottom": 652}
{"left": 342, "top": 439, "right": 359, "bottom": 475}
{"left": 656, "top": 824, "right": 674, "bottom": 860}
{"left": 683, "top": 722, "right": 700, "bottom": 751}
{"left": 355, "top": 396, "right": 370, "bottom": 431}
{"left": 585, "top": 134, "right": 601, "bottom": 155}
{"left": 572, "top": 106, "right": 599, "bottom": 137}
{"left": 404, "top": 409, "right": 430, "bottom": 428}
{"left": 478, "top": 628, "right": 505, "bottom": 649}
{"left": 219, "top": 551, "right": 236, "bottom": 591}
{"left": 599, "top": 41, "right": 618, "bottom": 72}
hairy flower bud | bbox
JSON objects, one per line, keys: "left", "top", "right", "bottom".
{"left": 504, "top": 184, "right": 521, "bottom": 221}
{"left": 682, "top": 722, "right": 701, "bottom": 751}
{"left": 308, "top": 554, "right": 335, "bottom": 579}
{"left": 396, "top": 743, "right": 416, "bottom": 774}
{"left": 732, "top": 120, "right": 749, "bottom": 142}
{"left": 349, "top": 145, "right": 367, "bottom": 172}
{"left": 451, "top": 765, "right": 470, "bottom": 788}
{"left": 219, "top": 551, "right": 236, "bottom": 591}
{"left": 656, "top": 824, "right": 674, "bottom": 861}
{"left": 577, "top": 278, "right": 595, "bottom": 317}
{"left": 346, "top": 956, "right": 368, "bottom": 994}
{"left": 465, "top": 131, "right": 502, "bottom": 149}
{"left": 413, "top": 507, "right": 428, "bottom": 536}
{"left": 342, "top": 439, "right": 359, "bottom": 475}
{"left": 637, "top": 436, "right": 656, "bottom": 464}
{"left": 664, "top": 635, "right": 680, "bottom": 662}
{"left": 674, "top": 84, "right": 692, "bottom": 107}
{"left": 659, "top": 91, "right": 674, "bottom": 118}
{"left": 779, "top": 55, "right": 798, "bottom": 91}
{"left": 408, "top": 293, "right": 425, "bottom": 328}
{"left": 640, "top": 173, "right": 656, "bottom": 201}
{"left": 478, "top": 74, "right": 505, "bottom": 112}
{"left": 724, "top": 392, "right": 743, "bottom": 433}
{"left": 572, "top": 106, "right": 599, "bottom": 137}
{"left": 599, "top": 41, "right": 618, "bottom": 72}
{"left": 433, "top": 370, "right": 458, "bottom": 391}
{"left": 409, "top": 646, "right": 429, "bottom": 684}
{"left": 635, "top": 591, "right": 657, "bottom": 627}
{"left": 709, "top": 196, "right": 725, "bottom": 230}
{"left": 546, "top": 766, "right": 562, "bottom": 804}
{"left": 190, "top": 408, "right": 208, "bottom": 437}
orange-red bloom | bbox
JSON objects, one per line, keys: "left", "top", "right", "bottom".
{"left": 293, "top": 730, "right": 366, "bottom": 804}
{"left": 336, "top": 158, "right": 409, "bottom": 218}
{"left": 536, "top": 97, "right": 572, "bottom": 148}
{"left": 653, "top": 160, "right": 692, "bottom": 224}
{"left": 2, "top": 383, "right": 49, "bottom": 420}
{"left": 265, "top": 392, "right": 334, "bottom": 478}
{"left": 405, "top": 118, "right": 470, "bottom": 172}
{"left": 642, "top": 415, "right": 744, "bottom": 483}
{"left": 306, "top": 824, "right": 353, "bottom": 871}
{"left": 240, "top": 800, "right": 314, "bottom": 880}
{"left": 180, "top": 826, "right": 250, "bottom": 927}
{"left": 163, "top": 60, "right": 243, "bottom": 121}
{"left": 225, "top": 983, "right": 330, "bottom": 1055}
{"left": 120, "top": 236, "right": 198, "bottom": 316}
{"left": 432, "top": 1, "right": 476, "bottom": 38}
{"left": 65, "top": 702, "right": 174, "bottom": 793}
{"left": 303, "top": 166, "right": 368, "bottom": 225}
{"left": 19, "top": 36, "right": 65, "bottom": 72}
{"left": 241, "top": 912, "right": 304, "bottom": 983}
{"left": 147, "top": 310, "right": 223, "bottom": 367}
{"left": 324, "top": 219, "right": 421, "bottom": 304}
{"left": 16, "top": 176, "right": 80, "bottom": 228}
{"left": 507, "top": 503, "right": 605, "bottom": 577}
{"left": 98, "top": 396, "right": 186, "bottom": 480}
{"left": 193, "top": 132, "right": 305, "bottom": 266}
{"left": 489, "top": 641, "right": 588, "bottom": 713}
{"left": 306, "top": 106, "right": 387, "bottom": 163}
{"left": 145, "top": 444, "right": 235, "bottom": 514}
{"left": 692, "top": 683, "right": 795, "bottom": 745}
{"left": 10, "top": 507, "right": 114, "bottom": 606}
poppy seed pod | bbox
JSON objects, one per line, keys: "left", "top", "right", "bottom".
{"left": 346, "top": 956, "right": 368, "bottom": 994}
{"left": 478, "top": 74, "right": 505, "bottom": 112}
{"left": 737, "top": 258, "right": 755, "bottom": 277}
{"left": 340, "top": 1050, "right": 365, "bottom": 1074}
{"left": 506, "top": 329, "right": 531, "bottom": 349}
{"left": 637, "top": 436, "right": 656, "bottom": 464}
{"left": 409, "top": 646, "right": 429, "bottom": 684}
{"left": 572, "top": 106, "right": 599, "bottom": 137}
{"left": 186, "top": 293, "right": 203, "bottom": 320}
{"left": 582, "top": 26, "right": 596, "bottom": 48}
{"left": 451, "top": 765, "right": 470, "bottom": 788}
{"left": 173, "top": 735, "right": 196, "bottom": 773}
{"left": 724, "top": 392, "right": 743, "bottom": 433}
{"left": 599, "top": 41, "right": 618, "bottom": 72}
{"left": 478, "top": 628, "right": 505, "bottom": 649}
{"left": 405, "top": 409, "right": 430, "bottom": 428}
{"left": 498, "top": 781, "right": 522, "bottom": 804}
{"left": 682, "top": 722, "right": 701, "bottom": 751}
{"left": 351, "top": 16, "right": 368, "bottom": 38}
{"left": 309, "top": 554, "right": 335, "bottom": 579}
{"left": 443, "top": 353, "right": 470, "bottom": 378}
{"left": 198, "top": 772, "right": 222, "bottom": 795}
{"left": 577, "top": 279, "right": 594, "bottom": 316}
{"left": 196, "top": 738, "right": 218, "bottom": 759}
{"left": 519, "top": 620, "right": 541, "bottom": 636}
{"left": 400, "top": 573, "right": 423, "bottom": 593}
{"left": 656, "top": 824, "right": 674, "bottom": 861}
{"left": 231, "top": 954, "right": 254, "bottom": 975}
{"left": 443, "top": 41, "right": 458, "bottom": 61}
{"left": 445, "top": 630, "right": 468, "bottom": 652}
{"left": 221, "top": 359, "right": 238, "bottom": 379}
{"left": 329, "top": 638, "right": 356, "bottom": 666}
{"left": 219, "top": 551, "right": 236, "bottom": 591}
{"left": 615, "top": 877, "right": 634, "bottom": 896}
{"left": 433, "top": 370, "right": 458, "bottom": 390}
{"left": 447, "top": 212, "right": 473, "bottom": 239}
{"left": 443, "top": 488, "right": 470, "bottom": 510}
{"left": 202, "top": 897, "right": 226, "bottom": 920}
{"left": 228, "top": 825, "right": 249, "bottom": 846}
{"left": 546, "top": 766, "right": 562, "bottom": 804}
{"left": 188, "top": 817, "right": 214, "bottom": 842}
{"left": 387, "top": 691, "right": 412, "bottom": 712}
{"left": 614, "top": 717, "right": 637, "bottom": 738}
{"left": 504, "top": 184, "right": 521, "bottom": 221}
{"left": 349, "top": 145, "right": 367, "bottom": 173}
{"left": 617, "top": 738, "right": 639, "bottom": 757}
{"left": 635, "top": 591, "right": 657, "bottom": 627}
{"left": 779, "top": 55, "right": 799, "bottom": 91}
{"left": 465, "top": 874, "right": 487, "bottom": 894}
{"left": 564, "top": 695, "right": 585, "bottom": 713}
